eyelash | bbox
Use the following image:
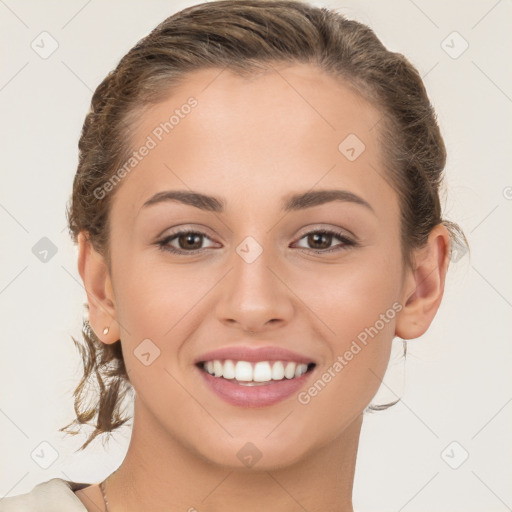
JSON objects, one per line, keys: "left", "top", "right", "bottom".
{"left": 156, "top": 228, "right": 356, "bottom": 255}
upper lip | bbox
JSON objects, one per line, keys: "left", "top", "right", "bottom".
{"left": 195, "top": 346, "right": 316, "bottom": 365}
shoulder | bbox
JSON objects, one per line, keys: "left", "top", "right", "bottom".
{"left": 0, "top": 478, "right": 90, "bottom": 512}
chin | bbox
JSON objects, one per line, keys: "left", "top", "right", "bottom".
{"left": 186, "top": 426, "right": 319, "bottom": 472}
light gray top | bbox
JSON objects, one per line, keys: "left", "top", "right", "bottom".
{"left": 0, "top": 478, "right": 90, "bottom": 511}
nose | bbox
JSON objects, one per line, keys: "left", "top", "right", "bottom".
{"left": 215, "top": 241, "right": 294, "bottom": 334}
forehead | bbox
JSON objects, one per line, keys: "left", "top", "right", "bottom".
{"left": 111, "top": 64, "right": 394, "bottom": 218}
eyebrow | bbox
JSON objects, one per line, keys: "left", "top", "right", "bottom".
{"left": 140, "top": 189, "right": 374, "bottom": 213}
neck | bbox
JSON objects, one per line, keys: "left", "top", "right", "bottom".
{"left": 106, "top": 398, "right": 362, "bottom": 512}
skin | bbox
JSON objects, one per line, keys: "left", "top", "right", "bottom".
{"left": 74, "top": 63, "right": 450, "bottom": 512}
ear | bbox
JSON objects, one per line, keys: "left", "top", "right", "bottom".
{"left": 77, "top": 231, "right": 120, "bottom": 344}
{"left": 395, "top": 224, "right": 451, "bottom": 340}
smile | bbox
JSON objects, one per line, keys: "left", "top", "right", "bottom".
{"left": 196, "top": 359, "right": 316, "bottom": 407}
{"left": 199, "top": 359, "right": 315, "bottom": 385}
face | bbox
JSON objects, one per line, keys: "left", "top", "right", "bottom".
{"left": 103, "top": 63, "right": 408, "bottom": 469}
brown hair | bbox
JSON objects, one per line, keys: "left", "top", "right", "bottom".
{"left": 61, "top": 0, "right": 467, "bottom": 450}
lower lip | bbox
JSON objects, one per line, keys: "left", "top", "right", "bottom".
{"left": 198, "top": 367, "right": 314, "bottom": 407}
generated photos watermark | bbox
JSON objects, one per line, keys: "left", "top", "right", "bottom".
{"left": 93, "top": 96, "right": 198, "bottom": 200}
{"left": 297, "top": 301, "right": 403, "bottom": 405}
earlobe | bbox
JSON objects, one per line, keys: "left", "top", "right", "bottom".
{"left": 77, "top": 232, "right": 120, "bottom": 344}
{"left": 395, "top": 224, "right": 451, "bottom": 340}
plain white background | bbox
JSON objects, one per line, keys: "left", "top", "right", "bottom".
{"left": 0, "top": 1, "right": 510, "bottom": 510}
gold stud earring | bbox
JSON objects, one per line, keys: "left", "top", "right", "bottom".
{"left": 103, "top": 327, "right": 109, "bottom": 335}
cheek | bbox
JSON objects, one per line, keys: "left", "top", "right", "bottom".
{"left": 111, "top": 256, "right": 221, "bottom": 397}
{"left": 113, "top": 251, "right": 208, "bottom": 338}
{"left": 294, "top": 333, "right": 393, "bottom": 448}
{"left": 112, "top": 265, "right": 205, "bottom": 415}
{"left": 292, "top": 249, "right": 401, "bottom": 347}
{"left": 290, "top": 251, "right": 401, "bottom": 414}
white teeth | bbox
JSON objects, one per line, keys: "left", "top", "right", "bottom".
{"left": 271, "top": 361, "right": 285, "bottom": 380}
{"left": 253, "top": 362, "right": 272, "bottom": 382}
{"left": 213, "top": 360, "right": 223, "bottom": 377}
{"left": 223, "top": 359, "right": 236, "bottom": 380}
{"left": 235, "top": 361, "right": 253, "bottom": 381}
{"left": 202, "top": 359, "right": 312, "bottom": 383}
{"left": 284, "top": 362, "right": 297, "bottom": 379}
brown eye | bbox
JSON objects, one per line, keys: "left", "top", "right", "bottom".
{"left": 293, "top": 229, "right": 355, "bottom": 254}
{"left": 177, "top": 232, "right": 204, "bottom": 250}
{"left": 157, "top": 230, "right": 218, "bottom": 254}
{"left": 307, "top": 232, "right": 333, "bottom": 250}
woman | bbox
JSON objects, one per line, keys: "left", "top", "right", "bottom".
{"left": 0, "top": 0, "right": 466, "bottom": 510}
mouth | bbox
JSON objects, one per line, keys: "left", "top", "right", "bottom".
{"left": 195, "top": 346, "right": 317, "bottom": 407}
{"left": 197, "top": 359, "right": 316, "bottom": 386}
